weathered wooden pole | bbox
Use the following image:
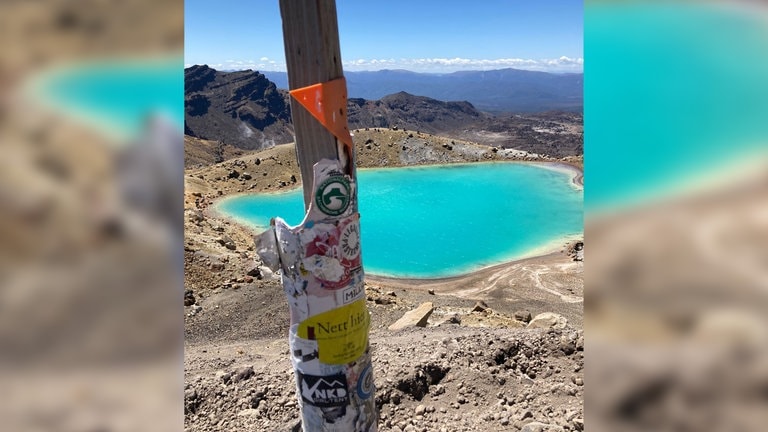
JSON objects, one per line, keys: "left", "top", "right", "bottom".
{"left": 280, "top": 0, "right": 350, "bottom": 206}
{"left": 254, "top": 1, "right": 377, "bottom": 431}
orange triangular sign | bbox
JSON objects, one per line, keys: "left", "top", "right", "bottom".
{"left": 289, "top": 77, "right": 353, "bottom": 152}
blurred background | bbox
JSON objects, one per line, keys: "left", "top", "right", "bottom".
{"left": 0, "top": 1, "right": 183, "bottom": 431}
{"left": 585, "top": 0, "right": 768, "bottom": 431}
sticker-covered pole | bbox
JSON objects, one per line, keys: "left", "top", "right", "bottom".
{"left": 253, "top": 1, "right": 377, "bottom": 431}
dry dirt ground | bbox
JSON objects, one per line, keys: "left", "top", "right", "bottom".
{"left": 184, "top": 130, "right": 584, "bottom": 431}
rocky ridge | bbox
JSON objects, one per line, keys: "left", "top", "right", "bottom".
{"left": 184, "top": 65, "right": 294, "bottom": 150}
{"left": 184, "top": 66, "right": 583, "bottom": 158}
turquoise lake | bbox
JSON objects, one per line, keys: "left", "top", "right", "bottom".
{"left": 29, "top": 57, "right": 184, "bottom": 141}
{"left": 586, "top": 3, "right": 768, "bottom": 213}
{"left": 218, "top": 163, "right": 583, "bottom": 279}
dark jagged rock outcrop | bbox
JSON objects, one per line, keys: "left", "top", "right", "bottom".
{"left": 347, "top": 91, "right": 483, "bottom": 134}
{"left": 184, "top": 64, "right": 216, "bottom": 93}
{"left": 184, "top": 65, "right": 294, "bottom": 150}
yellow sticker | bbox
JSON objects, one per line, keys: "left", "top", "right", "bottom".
{"left": 297, "top": 299, "right": 369, "bottom": 365}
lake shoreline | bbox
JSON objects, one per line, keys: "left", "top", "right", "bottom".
{"left": 364, "top": 232, "right": 583, "bottom": 281}
{"left": 209, "top": 161, "right": 583, "bottom": 283}
{"left": 367, "top": 249, "right": 562, "bottom": 286}
{"left": 184, "top": 133, "right": 583, "bottom": 313}
{"left": 208, "top": 158, "right": 583, "bottom": 283}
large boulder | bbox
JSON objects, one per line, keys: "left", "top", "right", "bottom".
{"left": 527, "top": 312, "right": 567, "bottom": 329}
{"left": 389, "top": 302, "right": 434, "bottom": 331}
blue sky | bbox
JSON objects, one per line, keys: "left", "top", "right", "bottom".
{"left": 185, "top": 0, "right": 583, "bottom": 73}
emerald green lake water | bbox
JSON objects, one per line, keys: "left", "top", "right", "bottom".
{"left": 586, "top": 3, "right": 768, "bottom": 213}
{"left": 29, "top": 57, "right": 184, "bottom": 141}
{"left": 218, "top": 163, "right": 583, "bottom": 279}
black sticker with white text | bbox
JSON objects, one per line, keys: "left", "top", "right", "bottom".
{"left": 298, "top": 372, "right": 350, "bottom": 408}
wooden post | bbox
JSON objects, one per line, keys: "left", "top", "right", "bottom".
{"left": 280, "top": 0, "right": 348, "bottom": 208}
{"left": 275, "top": 1, "right": 377, "bottom": 431}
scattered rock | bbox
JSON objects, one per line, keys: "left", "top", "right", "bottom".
{"left": 187, "top": 209, "right": 204, "bottom": 223}
{"left": 216, "top": 236, "right": 237, "bottom": 250}
{"left": 472, "top": 301, "right": 489, "bottom": 313}
{"left": 567, "top": 241, "right": 584, "bottom": 262}
{"left": 559, "top": 338, "right": 576, "bottom": 355}
{"left": 427, "top": 289, "right": 435, "bottom": 295}
{"left": 374, "top": 296, "right": 393, "bottom": 305}
{"left": 184, "top": 290, "right": 196, "bottom": 306}
{"left": 232, "top": 366, "right": 254, "bottom": 383}
{"left": 241, "top": 172, "right": 252, "bottom": 180}
{"left": 228, "top": 169, "right": 240, "bottom": 179}
{"left": 216, "top": 370, "right": 232, "bottom": 384}
{"left": 514, "top": 310, "right": 532, "bottom": 323}
{"left": 389, "top": 302, "right": 434, "bottom": 331}
{"left": 528, "top": 312, "right": 567, "bottom": 329}
{"left": 260, "top": 266, "right": 276, "bottom": 280}
{"left": 572, "top": 418, "right": 584, "bottom": 431}
{"left": 246, "top": 266, "right": 263, "bottom": 279}
{"left": 447, "top": 314, "right": 462, "bottom": 324}
{"left": 521, "top": 421, "right": 560, "bottom": 432}
{"left": 184, "top": 388, "right": 199, "bottom": 414}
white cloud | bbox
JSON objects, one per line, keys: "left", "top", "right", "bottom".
{"left": 343, "top": 56, "right": 583, "bottom": 73}
{"left": 203, "top": 56, "right": 583, "bottom": 73}
{"left": 211, "top": 59, "right": 287, "bottom": 71}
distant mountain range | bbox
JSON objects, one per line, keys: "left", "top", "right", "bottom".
{"left": 185, "top": 65, "right": 582, "bottom": 157}
{"left": 261, "top": 68, "right": 582, "bottom": 113}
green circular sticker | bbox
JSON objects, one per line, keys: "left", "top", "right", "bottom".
{"left": 315, "top": 176, "right": 351, "bottom": 216}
